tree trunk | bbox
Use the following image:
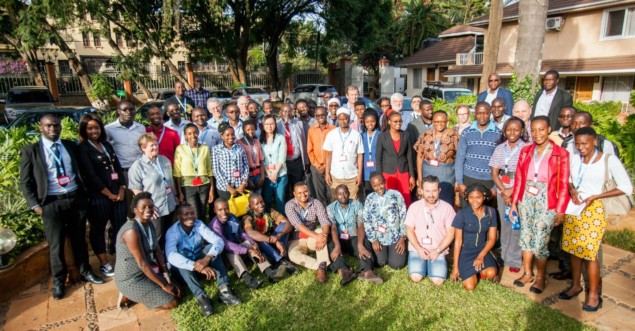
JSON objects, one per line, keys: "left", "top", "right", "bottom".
{"left": 106, "top": 36, "right": 153, "bottom": 100}
{"left": 227, "top": 58, "right": 240, "bottom": 86}
{"left": 236, "top": 57, "right": 248, "bottom": 85}
{"left": 162, "top": 58, "right": 192, "bottom": 89}
{"left": 479, "top": 0, "right": 503, "bottom": 91}
{"left": 49, "top": 30, "right": 95, "bottom": 103}
{"left": 514, "top": 0, "right": 548, "bottom": 89}
{"left": 265, "top": 46, "right": 279, "bottom": 92}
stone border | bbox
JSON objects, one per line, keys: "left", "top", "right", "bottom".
{"left": 0, "top": 241, "right": 50, "bottom": 302}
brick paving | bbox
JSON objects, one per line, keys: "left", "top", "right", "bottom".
{"left": 1, "top": 209, "right": 634, "bottom": 330}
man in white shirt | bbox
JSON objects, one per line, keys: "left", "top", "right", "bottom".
{"left": 531, "top": 70, "right": 573, "bottom": 130}
{"left": 323, "top": 107, "right": 364, "bottom": 200}
{"left": 206, "top": 97, "right": 227, "bottom": 130}
{"left": 165, "top": 102, "right": 191, "bottom": 138}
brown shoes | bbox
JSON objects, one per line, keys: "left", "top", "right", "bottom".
{"left": 358, "top": 270, "right": 383, "bottom": 284}
{"left": 339, "top": 268, "right": 357, "bottom": 286}
{"left": 316, "top": 262, "right": 328, "bottom": 284}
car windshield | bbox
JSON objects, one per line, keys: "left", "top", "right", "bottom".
{"left": 245, "top": 88, "right": 266, "bottom": 94}
{"left": 211, "top": 91, "right": 231, "bottom": 98}
{"left": 11, "top": 110, "right": 90, "bottom": 128}
{"left": 8, "top": 90, "right": 53, "bottom": 104}
{"left": 444, "top": 91, "right": 472, "bottom": 102}
{"left": 318, "top": 86, "right": 337, "bottom": 93}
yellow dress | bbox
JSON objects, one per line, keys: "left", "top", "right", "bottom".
{"left": 562, "top": 200, "right": 606, "bottom": 261}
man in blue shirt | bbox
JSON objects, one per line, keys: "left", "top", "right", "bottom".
{"left": 165, "top": 203, "right": 241, "bottom": 317}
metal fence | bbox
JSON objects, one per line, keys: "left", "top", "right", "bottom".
{"left": 292, "top": 71, "right": 327, "bottom": 87}
{"left": 0, "top": 74, "right": 50, "bottom": 98}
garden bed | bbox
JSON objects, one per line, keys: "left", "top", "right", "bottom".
{"left": 0, "top": 241, "right": 50, "bottom": 302}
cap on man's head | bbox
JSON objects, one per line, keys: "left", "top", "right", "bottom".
{"left": 328, "top": 98, "right": 341, "bottom": 106}
{"left": 336, "top": 107, "right": 351, "bottom": 117}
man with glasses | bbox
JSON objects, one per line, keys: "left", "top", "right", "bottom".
{"left": 531, "top": 70, "right": 573, "bottom": 130}
{"left": 186, "top": 77, "right": 212, "bottom": 108}
{"left": 106, "top": 101, "right": 146, "bottom": 183}
{"left": 477, "top": 73, "right": 514, "bottom": 116}
{"left": 548, "top": 107, "right": 576, "bottom": 146}
{"left": 224, "top": 103, "right": 244, "bottom": 139}
{"left": 319, "top": 91, "right": 333, "bottom": 107}
{"left": 327, "top": 97, "right": 341, "bottom": 127}
{"left": 206, "top": 97, "right": 227, "bottom": 130}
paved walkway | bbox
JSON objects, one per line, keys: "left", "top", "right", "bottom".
{"left": 1, "top": 209, "right": 634, "bottom": 330}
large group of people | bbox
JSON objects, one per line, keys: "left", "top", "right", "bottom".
{"left": 19, "top": 70, "right": 632, "bottom": 317}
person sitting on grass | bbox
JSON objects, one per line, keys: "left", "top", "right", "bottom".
{"left": 210, "top": 198, "right": 287, "bottom": 289}
{"left": 363, "top": 172, "right": 407, "bottom": 270}
{"left": 242, "top": 193, "right": 298, "bottom": 277}
{"left": 165, "top": 203, "right": 241, "bottom": 317}
{"left": 405, "top": 176, "right": 456, "bottom": 285}
{"left": 450, "top": 184, "right": 499, "bottom": 291}
{"left": 327, "top": 184, "right": 383, "bottom": 284}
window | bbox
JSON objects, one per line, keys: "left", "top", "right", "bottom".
{"left": 116, "top": 33, "right": 124, "bottom": 48}
{"left": 93, "top": 34, "right": 101, "bottom": 47}
{"left": 603, "top": 7, "right": 635, "bottom": 39}
{"left": 126, "top": 35, "right": 136, "bottom": 48}
{"left": 82, "top": 32, "right": 90, "bottom": 47}
{"left": 413, "top": 68, "right": 422, "bottom": 89}
{"left": 58, "top": 60, "right": 71, "bottom": 76}
{"left": 177, "top": 61, "right": 186, "bottom": 74}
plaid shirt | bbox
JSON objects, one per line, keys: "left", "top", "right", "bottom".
{"left": 185, "top": 88, "right": 212, "bottom": 108}
{"left": 211, "top": 143, "right": 249, "bottom": 191}
{"left": 285, "top": 197, "right": 330, "bottom": 239}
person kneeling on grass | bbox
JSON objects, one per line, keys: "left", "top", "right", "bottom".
{"left": 363, "top": 172, "right": 407, "bottom": 270}
{"left": 405, "top": 176, "right": 456, "bottom": 285}
{"left": 165, "top": 203, "right": 241, "bottom": 317}
{"left": 210, "top": 198, "right": 287, "bottom": 289}
{"left": 285, "top": 182, "right": 357, "bottom": 285}
{"left": 242, "top": 193, "right": 298, "bottom": 277}
{"left": 327, "top": 185, "right": 383, "bottom": 284}
{"left": 451, "top": 184, "right": 499, "bottom": 291}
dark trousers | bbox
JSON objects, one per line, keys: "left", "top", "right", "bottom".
{"left": 285, "top": 157, "right": 304, "bottom": 200}
{"left": 549, "top": 225, "right": 571, "bottom": 272}
{"left": 217, "top": 189, "right": 231, "bottom": 201}
{"left": 42, "top": 194, "right": 91, "bottom": 284}
{"left": 152, "top": 212, "right": 174, "bottom": 250}
{"left": 460, "top": 176, "right": 496, "bottom": 209}
{"left": 327, "top": 237, "right": 350, "bottom": 272}
{"left": 258, "top": 223, "right": 289, "bottom": 264}
{"left": 376, "top": 243, "right": 407, "bottom": 270}
{"left": 171, "top": 245, "right": 230, "bottom": 298}
{"left": 310, "top": 165, "right": 331, "bottom": 204}
{"left": 183, "top": 184, "right": 211, "bottom": 222}
{"left": 340, "top": 236, "right": 375, "bottom": 272}
{"left": 86, "top": 195, "right": 127, "bottom": 256}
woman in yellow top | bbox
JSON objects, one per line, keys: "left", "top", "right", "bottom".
{"left": 174, "top": 123, "right": 214, "bottom": 221}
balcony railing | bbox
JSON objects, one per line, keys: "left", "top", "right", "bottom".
{"left": 456, "top": 52, "right": 483, "bottom": 65}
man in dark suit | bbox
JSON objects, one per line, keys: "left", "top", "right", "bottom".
{"left": 20, "top": 114, "right": 104, "bottom": 300}
{"left": 531, "top": 70, "right": 573, "bottom": 130}
{"left": 477, "top": 73, "right": 514, "bottom": 116}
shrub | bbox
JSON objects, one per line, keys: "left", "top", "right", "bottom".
{"left": 508, "top": 73, "right": 540, "bottom": 105}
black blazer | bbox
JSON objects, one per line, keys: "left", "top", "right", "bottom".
{"left": 19, "top": 139, "right": 85, "bottom": 208}
{"left": 375, "top": 131, "right": 415, "bottom": 177}
{"left": 77, "top": 140, "right": 125, "bottom": 197}
{"left": 531, "top": 88, "right": 573, "bottom": 130}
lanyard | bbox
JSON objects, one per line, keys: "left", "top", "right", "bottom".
{"left": 149, "top": 159, "right": 168, "bottom": 187}
{"left": 49, "top": 143, "right": 66, "bottom": 176}
{"left": 503, "top": 142, "right": 521, "bottom": 171}
{"left": 532, "top": 144, "right": 551, "bottom": 183}
{"left": 135, "top": 219, "right": 154, "bottom": 249}
{"left": 243, "top": 137, "right": 258, "bottom": 162}
{"left": 156, "top": 127, "right": 166, "bottom": 145}
{"left": 228, "top": 145, "right": 240, "bottom": 169}
{"left": 433, "top": 130, "right": 445, "bottom": 158}
{"left": 366, "top": 131, "right": 376, "bottom": 157}
{"left": 575, "top": 149, "right": 597, "bottom": 189}
{"left": 339, "top": 128, "right": 351, "bottom": 155}
{"left": 176, "top": 97, "right": 187, "bottom": 114}
{"left": 336, "top": 202, "right": 352, "bottom": 229}
{"left": 300, "top": 206, "right": 309, "bottom": 222}
{"left": 88, "top": 140, "right": 115, "bottom": 172}
{"left": 188, "top": 144, "right": 199, "bottom": 176}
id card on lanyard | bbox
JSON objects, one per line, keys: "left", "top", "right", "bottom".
{"left": 89, "top": 140, "right": 119, "bottom": 181}
{"left": 339, "top": 128, "right": 351, "bottom": 161}
{"left": 150, "top": 159, "right": 172, "bottom": 194}
{"left": 365, "top": 132, "right": 375, "bottom": 168}
{"left": 430, "top": 131, "right": 445, "bottom": 166}
{"left": 501, "top": 143, "right": 520, "bottom": 185}
{"left": 49, "top": 144, "right": 70, "bottom": 186}
{"left": 189, "top": 144, "right": 202, "bottom": 185}
{"left": 230, "top": 146, "right": 241, "bottom": 178}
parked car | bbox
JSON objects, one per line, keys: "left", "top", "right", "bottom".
{"left": 210, "top": 90, "right": 232, "bottom": 104}
{"left": 1, "top": 86, "right": 55, "bottom": 122}
{"left": 421, "top": 85, "right": 473, "bottom": 102}
{"left": 230, "top": 87, "right": 270, "bottom": 105}
{"left": 286, "top": 84, "right": 338, "bottom": 104}
{"left": 1, "top": 107, "right": 96, "bottom": 134}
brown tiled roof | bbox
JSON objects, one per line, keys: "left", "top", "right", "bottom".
{"left": 439, "top": 25, "right": 486, "bottom": 37}
{"left": 398, "top": 36, "right": 475, "bottom": 66}
{"left": 442, "top": 55, "right": 635, "bottom": 77}
{"left": 470, "top": 0, "right": 633, "bottom": 26}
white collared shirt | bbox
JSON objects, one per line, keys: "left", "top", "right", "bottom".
{"left": 534, "top": 87, "right": 558, "bottom": 117}
{"left": 41, "top": 138, "right": 78, "bottom": 194}
{"left": 485, "top": 88, "right": 499, "bottom": 104}
{"left": 165, "top": 119, "right": 191, "bottom": 139}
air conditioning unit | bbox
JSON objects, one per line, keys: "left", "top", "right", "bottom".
{"left": 545, "top": 17, "right": 564, "bottom": 31}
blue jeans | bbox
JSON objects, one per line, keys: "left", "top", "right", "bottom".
{"left": 172, "top": 244, "right": 229, "bottom": 298}
{"left": 258, "top": 223, "right": 289, "bottom": 263}
{"left": 263, "top": 175, "right": 288, "bottom": 215}
{"left": 248, "top": 174, "right": 262, "bottom": 195}
{"left": 408, "top": 251, "right": 448, "bottom": 279}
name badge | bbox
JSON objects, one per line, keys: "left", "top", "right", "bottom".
{"left": 339, "top": 154, "right": 347, "bottom": 162}
{"left": 232, "top": 170, "right": 241, "bottom": 178}
{"left": 429, "top": 159, "right": 439, "bottom": 167}
{"left": 378, "top": 225, "right": 386, "bottom": 234}
{"left": 501, "top": 175, "right": 511, "bottom": 185}
{"left": 166, "top": 186, "right": 173, "bottom": 195}
{"left": 151, "top": 265, "right": 160, "bottom": 274}
{"left": 267, "top": 164, "right": 276, "bottom": 170}
{"left": 366, "top": 160, "right": 375, "bottom": 168}
{"left": 421, "top": 237, "right": 432, "bottom": 245}
{"left": 339, "top": 231, "right": 350, "bottom": 240}
{"left": 110, "top": 172, "right": 119, "bottom": 181}
{"left": 192, "top": 177, "right": 203, "bottom": 186}
{"left": 57, "top": 175, "right": 71, "bottom": 186}
{"left": 527, "top": 185, "right": 540, "bottom": 196}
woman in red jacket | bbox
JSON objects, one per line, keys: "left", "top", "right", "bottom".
{"left": 509, "top": 116, "right": 570, "bottom": 294}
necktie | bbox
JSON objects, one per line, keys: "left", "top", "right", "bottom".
{"left": 51, "top": 143, "right": 66, "bottom": 177}
{"left": 285, "top": 122, "right": 294, "bottom": 158}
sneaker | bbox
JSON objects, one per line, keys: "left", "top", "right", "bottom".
{"left": 218, "top": 284, "right": 241, "bottom": 306}
{"left": 241, "top": 272, "right": 264, "bottom": 289}
{"left": 195, "top": 294, "right": 214, "bottom": 317}
{"left": 358, "top": 270, "right": 383, "bottom": 284}
{"left": 281, "top": 260, "right": 299, "bottom": 275}
{"left": 100, "top": 263, "right": 115, "bottom": 277}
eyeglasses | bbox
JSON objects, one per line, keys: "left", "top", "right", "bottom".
{"left": 119, "top": 108, "right": 134, "bottom": 113}
{"left": 488, "top": 79, "right": 500, "bottom": 82}
{"left": 558, "top": 114, "right": 573, "bottom": 118}
{"left": 457, "top": 113, "right": 469, "bottom": 116}
{"left": 315, "top": 114, "right": 327, "bottom": 118}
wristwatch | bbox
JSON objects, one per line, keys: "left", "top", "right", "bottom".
{"left": 435, "top": 248, "right": 441, "bottom": 254}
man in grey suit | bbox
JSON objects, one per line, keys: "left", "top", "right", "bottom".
{"left": 531, "top": 70, "right": 573, "bottom": 130}
{"left": 20, "top": 114, "right": 104, "bottom": 300}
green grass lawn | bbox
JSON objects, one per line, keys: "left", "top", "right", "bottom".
{"left": 171, "top": 261, "right": 593, "bottom": 331}
{"left": 603, "top": 229, "right": 635, "bottom": 253}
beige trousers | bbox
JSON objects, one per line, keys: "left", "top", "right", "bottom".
{"left": 225, "top": 241, "right": 272, "bottom": 277}
{"left": 288, "top": 228, "right": 330, "bottom": 270}
{"left": 331, "top": 175, "right": 359, "bottom": 200}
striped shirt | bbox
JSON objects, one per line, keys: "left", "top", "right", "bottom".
{"left": 455, "top": 121, "right": 501, "bottom": 183}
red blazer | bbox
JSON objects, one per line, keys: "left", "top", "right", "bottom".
{"left": 511, "top": 141, "right": 570, "bottom": 213}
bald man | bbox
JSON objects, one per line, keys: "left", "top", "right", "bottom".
{"left": 477, "top": 73, "right": 514, "bottom": 115}
{"left": 513, "top": 100, "right": 532, "bottom": 141}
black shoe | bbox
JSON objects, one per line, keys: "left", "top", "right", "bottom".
{"left": 241, "top": 272, "right": 263, "bottom": 289}
{"left": 558, "top": 287, "right": 583, "bottom": 300}
{"left": 265, "top": 264, "right": 287, "bottom": 282}
{"left": 282, "top": 260, "right": 299, "bottom": 275}
{"left": 82, "top": 271, "right": 105, "bottom": 284}
{"left": 52, "top": 283, "right": 65, "bottom": 300}
{"left": 582, "top": 298, "right": 603, "bottom": 312}
{"left": 195, "top": 294, "right": 214, "bottom": 317}
{"left": 550, "top": 271, "right": 572, "bottom": 281}
{"left": 339, "top": 268, "right": 357, "bottom": 286}
{"left": 218, "top": 284, "right": 241, "bottom": 306}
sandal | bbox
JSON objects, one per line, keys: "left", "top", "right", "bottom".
{"left": 558, "top": 287, "right": 583, "bottom": 300}
{"left": 513, "top": 272, "right": 535, "bottom": 287}
{"left": 529, "top": 277, "right": 545, "bottom": 294}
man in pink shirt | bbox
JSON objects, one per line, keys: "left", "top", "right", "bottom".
{"left": 405, "top": 176, "right": 456, "bottom": 285}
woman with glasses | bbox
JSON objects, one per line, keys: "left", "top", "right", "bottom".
{"left": 260, "top": 115, "right": 288, "bottom": 213}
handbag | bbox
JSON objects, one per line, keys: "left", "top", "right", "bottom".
{"left": 228, "top": 190, "right": 251, "bottom": 217}
{"left": 602, "top": 155, "right": 634, "bottom": 215}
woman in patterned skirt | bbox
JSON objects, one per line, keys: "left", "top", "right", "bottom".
{"left": 559, "top": 127, "right": 632, "bottom": 311}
